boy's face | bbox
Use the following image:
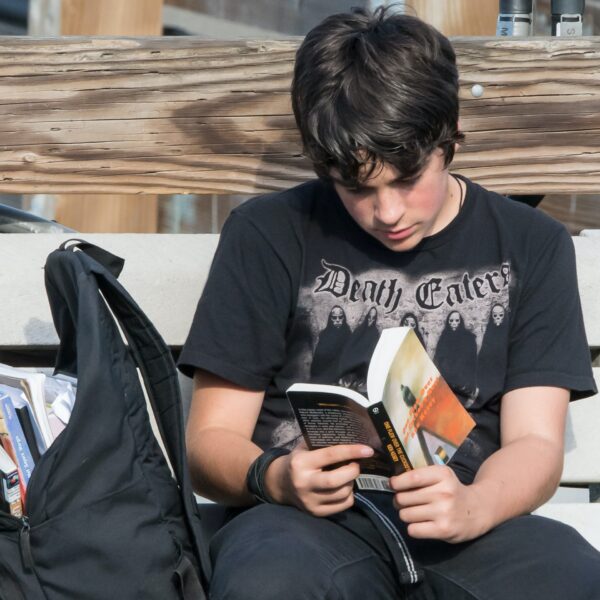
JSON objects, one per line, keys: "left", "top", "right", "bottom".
{"left": 331, "top": 149, "right": 459, "bottom": 252}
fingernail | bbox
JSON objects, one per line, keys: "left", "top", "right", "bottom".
{"left": 361, "top": 446, "right": 374, "bottom": 457}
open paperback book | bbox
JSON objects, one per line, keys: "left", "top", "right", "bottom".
{"left": 287, "top": 327, "right": 476, "bottom": 492}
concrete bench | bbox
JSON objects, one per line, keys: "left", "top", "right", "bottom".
{"left": 0, "top": 231, "right": 598, "bottom": 550}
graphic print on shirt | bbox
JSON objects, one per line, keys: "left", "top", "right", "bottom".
{"left": 270, "top": 258, "right": 513, "bottom": 449}
{"left": 312, "top": 259, "right": 510, "bottom": 395}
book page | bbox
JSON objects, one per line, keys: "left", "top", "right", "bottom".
{"left": 287, "top": 387, "right": 394, "bottom": 479}
{"left": 366, "top": 327, "right": 410, "bottom": 404}
{"left": 288, "top": 389, "right": 378, "bottom": 448}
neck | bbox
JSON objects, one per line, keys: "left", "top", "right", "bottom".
{"left": 430, "top": 172, "right": 463, "bottom": 236}
{"left": 450, "top": 173, "right": 464, "bottom": 211}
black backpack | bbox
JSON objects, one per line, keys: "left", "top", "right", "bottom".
{"left": 0, "top": 240, "right": 211, "bottom": 599}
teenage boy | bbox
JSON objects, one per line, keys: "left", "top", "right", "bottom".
{"left": 179, "top": 7, "right": 600, "bottom": 599}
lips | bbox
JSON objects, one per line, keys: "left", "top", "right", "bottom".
{"left": 381, "top": 225, "right": 415, "bottom": 241}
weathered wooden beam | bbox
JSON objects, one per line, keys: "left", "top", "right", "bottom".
{"left": 0, "top": 37, "right": 600, "bottom": 195}
{"left": 30, "top": 0, "right": 164, "bottom": 233}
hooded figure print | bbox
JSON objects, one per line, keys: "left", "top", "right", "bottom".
{"left": 338, "top": 306, "right": 380, "bottom": 391}
{"left": 310, "top": 305, "right": 352, "bottom": 383}
{"left": 477, "top": 303, "right": 509, "bottom": 404}
{"left": 433, "top": 310, "right": 478, "bottom": 400}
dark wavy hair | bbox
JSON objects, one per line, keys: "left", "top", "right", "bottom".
{"left": 291, "top": 6, "right": 464, "bottom": 186}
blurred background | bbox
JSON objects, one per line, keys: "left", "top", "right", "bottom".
{"left": 1, "top": 0, "right": 599, "bottom": 234}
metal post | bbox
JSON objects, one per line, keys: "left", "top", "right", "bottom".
{"left": 496, "top": 0, "right": 534, "bottom": 36}
{"left": 551, "top": 0, "right": 585, "bottom": 36}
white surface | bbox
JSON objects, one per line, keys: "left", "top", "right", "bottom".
{"left": 533, "top": 504, "right": 600, "bottom": 551}
{"left": 1, "top": 233, "right": 597, "bottom": 348}
{"left": 0, "top": 232, "right": 600, "bottom": 347}
{"left": 573, "top": 236, "right": 600, "bottom": 347}
{"left": 562, "top": 368, "right": 600, "bottom": 484}
{"left": 548, "top": 486, "right": 590, "bottom": 503}
{"left": 0, "top": 234, "right": 219, "bottom": 347}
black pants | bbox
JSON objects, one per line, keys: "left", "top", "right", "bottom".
{"left": 208, "top": 495, "right": 600, "bottom": 600}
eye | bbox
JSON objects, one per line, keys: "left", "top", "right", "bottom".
{"left": 344, "top": 185, "right": 370, "bottom": 196}
{"left": 393, "top": 176, "right": 419, "bottom": 189}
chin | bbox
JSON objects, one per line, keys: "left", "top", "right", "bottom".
{"left": 377, "top": 235, "right": 422, "bottom": 252}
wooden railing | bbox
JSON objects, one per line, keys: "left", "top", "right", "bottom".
{"left": 0, "top": 37, "right": 599, "bottom": 195}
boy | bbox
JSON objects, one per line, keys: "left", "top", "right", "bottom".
{"left": 179, "top": 7, "right": 600, "bottom": 599}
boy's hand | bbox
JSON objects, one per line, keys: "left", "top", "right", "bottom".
{"left": 265, "top": 444, "right": 374, "bottom": 517}
{"left": 390, "top": 465, "right": 488, "bottom": 543}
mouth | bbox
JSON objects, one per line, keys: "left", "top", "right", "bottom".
{"left": 380, "top": 225, "right": 415, "bottom": 241}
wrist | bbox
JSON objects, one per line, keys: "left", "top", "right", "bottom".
{"left": 245, "top": 447, "right": 291, "bottom": 504}
{"left": 466, "top": 480, "right": 501, "bottom": 536}
{"left": 263, "top": 453, "right": 291, "bottom": 505}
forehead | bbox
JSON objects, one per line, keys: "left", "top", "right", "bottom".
{"left": 329, "top": 150, "right": 442, "bottom": 188}
{"left": 329, "top": 162, "right": 397, "bottom": 187}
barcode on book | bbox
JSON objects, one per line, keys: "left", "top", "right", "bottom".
{"left": 356, "top": 475, "right": 392, "bottom": 492}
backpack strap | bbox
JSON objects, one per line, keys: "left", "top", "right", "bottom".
{"left": 54, "top": 239, "right": 212, "bottom": 585}
{"left": 58, "top": 239, "right": 125, "bottom": 278}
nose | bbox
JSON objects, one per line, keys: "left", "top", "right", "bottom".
{"left": 373, "top": 189, "right": 404, "bottom": 227}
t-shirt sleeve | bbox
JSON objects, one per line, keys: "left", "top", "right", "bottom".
{"left": 177, "top": 210, "right": 298, "bottom": 390}
{"left": 504, "top": 224, "right": 596, "bottom": 399}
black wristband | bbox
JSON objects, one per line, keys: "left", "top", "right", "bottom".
{"left": 246, "top": 447, "right": 291, "bottom": 504}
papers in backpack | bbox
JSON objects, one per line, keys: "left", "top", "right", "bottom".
{"left": 44, "top": 373, "right": 77, "bottom": 438}
{"left": 0, "top": 445, "right": 21, "bottom": 517}
{"left": 287, "top": 327, "right": 476, "bottom": 491}
{"left": 0, "top": 364, "right": 53, "bottom": 449}
{"left": 0, "top": 386, "right": 36, "bottom": 492}
{"left": 0, "top": 365, "right": 77, "bottom": 451}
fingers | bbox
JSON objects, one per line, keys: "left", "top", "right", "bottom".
{"left": 315, "top": 483, "right": 355, "bottom": 505}
{"left": 390, "top": 465, "right": 453, "bottom": 492}
{"left": 397, "top": 503, "right": 435, "bottom": 524}
{"left": 390, "top": 466, "right": 470, "bottom": 543}
{"left": 312, "top": 461, "right": 361, "bottom": 491}
{"left": 287, "top": 454, "right": 360, "bottom": 497}
{"left": 406, "top": 521, "right": 439, "bottom": 540}
{"left": 304, "top": 444, "right": 374, "bottom": 470}
{"left": 284, "top": 445, "right": 372, "bottom": 517}
{"left": 309, "top": 492, "right": 356, "bottom": 518}
{"left": 393, "top": 486, "right": 433, "bottom": 509}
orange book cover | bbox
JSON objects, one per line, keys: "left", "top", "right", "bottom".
{"left": 376, "top": 329, "right": 476, "bottom": 470}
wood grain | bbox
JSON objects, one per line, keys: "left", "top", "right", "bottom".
{"left": 55, "top": 195, "right": 159, "bottom": 232}
{"left": 0, "top": 37, "right": 600, "bottom": 195}
{"left": 54, "top": 0, "right": 163, "bottom": 232}
{"left": 61, "top": 0, "right": 164, "bottom": 36}
{"left": 411, "top": 0, "right": 498, "bottom": 36}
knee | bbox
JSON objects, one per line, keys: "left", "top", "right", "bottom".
{"left": 210, "top": 543, "right": 395, "bottom": 600}
{"left": 209, "top": 540, "right": 326, "bottom": 600}
{"left": 208, "top": 504, "right": 389, "bottom": 600}
{"left": 208, "top": 508, "right": 332, "bottom": 600}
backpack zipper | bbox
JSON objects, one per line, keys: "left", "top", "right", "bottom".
{"left": 0, "top": 512, "right": 34, "bottom": 572}
{"left": 19, "top": 516, "right": 33, "bottom": 572}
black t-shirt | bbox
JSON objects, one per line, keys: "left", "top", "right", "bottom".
{"left": 178, "top": 176, "right": 596, "bottom": 484}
